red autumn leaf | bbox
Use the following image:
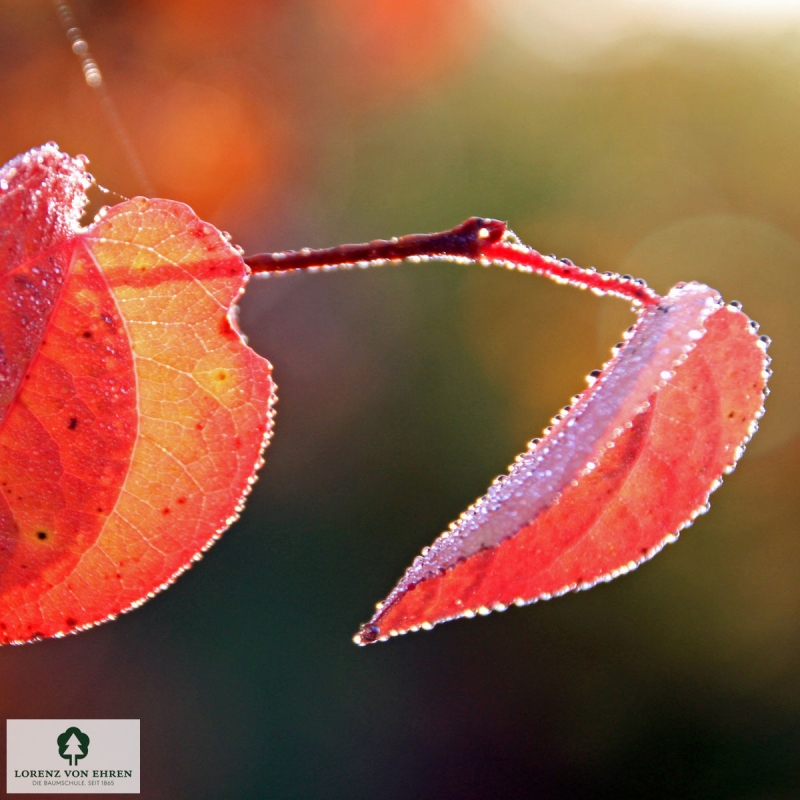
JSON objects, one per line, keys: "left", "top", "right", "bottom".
{"left": 238, "top": 217, "right": 771, "bottom": 646}
{"left": 0, "top": 144, "right": 273, "bottom": 643}
{"left": 354, "top": 281, "right": 769, "bottom": 644}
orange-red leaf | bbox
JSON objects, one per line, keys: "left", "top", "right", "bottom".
{"left": 355, "top": 285, "right": 769, "bottom": 643}
{"left": 0, "top": 144, "right": 273, "bottom": 643}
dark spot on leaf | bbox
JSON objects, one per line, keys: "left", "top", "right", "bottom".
{"left": 728, "top": 411, "right": 736, "bottom": 419}
{"left": 162, "top": 507, "right": 170, "bottom": 515}
{"left": 82, "top": 330, "right": 92, "bottom": 339}
{"left": 37, "top": 531, "right": 48, "bottom": 540}
{"left": 68, "top": 417, "right": 78, "bottom": 430}
{"left": 177, "top": 497, "right": 186, "bottom": 505}
{"left": 65, "top": 617, "right": 77, "bottom": 627}
{"left": 359, "top": 624, "right": 380, "bottom": 644}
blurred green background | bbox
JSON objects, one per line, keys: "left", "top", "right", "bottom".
{"left": 1, "top": 1, "right": 799, "bottom": 797}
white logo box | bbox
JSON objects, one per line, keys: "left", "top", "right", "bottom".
{"left": 7, "top": 720, "right": 139, "bottom": 794}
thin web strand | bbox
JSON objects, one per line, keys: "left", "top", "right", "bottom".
{"left": 53, "top": 1, "right": 154, "bottom": 196}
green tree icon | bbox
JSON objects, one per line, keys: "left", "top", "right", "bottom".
{"left": 57, "top": 727, "right": 90, "bottom": 766}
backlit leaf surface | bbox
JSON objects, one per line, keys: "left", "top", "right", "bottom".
{"left": 355, "top": 283, "right": 769, "bottom": 643}
{"left": 0, "top": 144, "right": 273, "bottom": 643}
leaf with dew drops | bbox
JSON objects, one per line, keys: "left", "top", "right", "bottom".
{"left": 229, "top": 213, "right": 772, "bottom": 646}
{"left": 0, "top": 144, "right": 273, "bottom": 643}
{"left": 353, "top": 289, "right": 770, "bottom": 644}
